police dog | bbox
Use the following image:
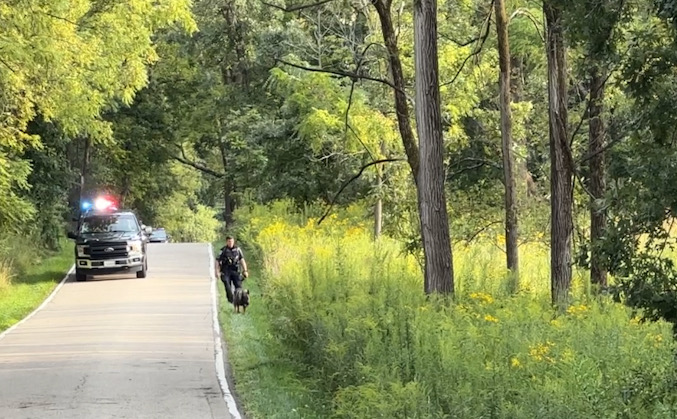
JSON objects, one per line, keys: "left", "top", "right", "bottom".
{"left": 233, "top": 287, "right": 250, "bottom": 313}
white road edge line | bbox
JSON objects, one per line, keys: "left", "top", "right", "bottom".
{"left": 208, "top": 244, "right": 243, "bottom": 419}
{"left": 0, "top": 264, "right": 75, "bottom": 343}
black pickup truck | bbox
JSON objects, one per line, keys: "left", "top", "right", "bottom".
{"left": 67, "top": 209, "right": 150, "bottom": 282}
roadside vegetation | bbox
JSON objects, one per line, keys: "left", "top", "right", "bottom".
{"left": 0, "top": 238, "right": 72, "bottom": 332}
{"left": 219, "top": 201, "right": 677, "bottom": 418}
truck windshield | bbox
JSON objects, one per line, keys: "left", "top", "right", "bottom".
{"left": 80, "top": 214, "right": 139, "bottom": 233}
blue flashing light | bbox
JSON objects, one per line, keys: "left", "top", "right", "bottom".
{"left": 81, "top": 201, "right": 92, "bottom": 210}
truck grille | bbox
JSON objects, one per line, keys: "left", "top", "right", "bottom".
{"left": 87, "top": 242, "right": 129, "bottom": 260}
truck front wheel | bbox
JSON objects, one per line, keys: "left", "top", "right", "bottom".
{"left": 136, "top": 259, "right": 147, "bottom": 278}
{"left": 75, "top": 271, "right": 87, "bottom": 282}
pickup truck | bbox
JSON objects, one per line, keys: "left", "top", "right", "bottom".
{"left": 67, "top": 207, "right": 150, "bottom": 282}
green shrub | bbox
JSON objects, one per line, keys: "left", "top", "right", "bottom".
{"left": 156, "top": 202, "right": 221, "bottom": 243}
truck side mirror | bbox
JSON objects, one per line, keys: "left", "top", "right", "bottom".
{"left": 67, "top": 231, "right": 77, "bottom": 240}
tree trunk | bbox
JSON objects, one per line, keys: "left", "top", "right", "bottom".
{"left": 78, "top": 136, "right": 91, "bottom": 206}
{"left": 510, "top": 56, "right": 524, "bottom": 102}
{"left": 224, "top": 182, "right": 235, "bottom": 226}
{"left": 414, "top": 0, "right": 454, "bottom": 294}
{"left": 218, "top": 141, "right": 235, "bottom": 226}
{"left": 588, "top": 65, "right": 607, "bottom": 289}
{"left": 371, "top": 0, "right": 419, "bottom": 185}
{"left": 510, "top": 55, "right": 530, "bottom": 200}
{"left": 375, "top": 140, "right": 386, "bottom": 238}
{"left": 374, "top": 178, "right": 383, "bottom": 238}
{"left": 221, "top": 2, "right": 248, "bottom": 87}
{"left": 544, "top": 1, "right": 573, "bottom": 306}
{"left": 495, "top": 0, "right": 519, "bottom": 282}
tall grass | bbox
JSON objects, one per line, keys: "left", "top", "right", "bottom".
{"left": 235, "top": 202, "right": 677, "bottom": 418}
{"left": 0, "top": 260, "right": 13, "bottom": 292}
{"left": 0, "top": 237, "right": 72, "bottom": 332}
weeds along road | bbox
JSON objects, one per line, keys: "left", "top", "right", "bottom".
{"left": 0, "top": 243, "right": 240, "bottom": 419}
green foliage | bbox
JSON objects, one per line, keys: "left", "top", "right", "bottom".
{"left": 238, "top": 204, "right": 677, "bottom": 418}
{"left": 154, "top": 163, "right": 221, "bottom": 243}
{"left": 156, "top": 202, "right": 220, "bottom": 243}
{"left": 0, "top": 0, "right": 196, "bottom": 257}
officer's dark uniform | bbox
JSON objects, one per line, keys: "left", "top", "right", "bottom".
{"left": 217, "top": 245, "right": 245, "bottom": 303}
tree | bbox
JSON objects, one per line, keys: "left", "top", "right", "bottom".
{"left": 413, "top": 0, "right": 454, "bottom": 293}
{"left": 0, "top": 0, "right": 196, "bottom": 234}
{"left": 544, "top": 0, "right": 573, "bottom": 306}
{"left": 495, "top": 0, "right": 519, "bottom": 283}
{"left": 263, "top": 0, "right": 456, "bottom": 293}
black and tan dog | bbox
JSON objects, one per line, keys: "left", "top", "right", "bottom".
{"left": 233, "top": 287, "right": 250, "bottom": 313}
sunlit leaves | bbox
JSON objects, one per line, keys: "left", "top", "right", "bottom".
{"left": 0, "top": 0, "right": 195, "bottom": 233}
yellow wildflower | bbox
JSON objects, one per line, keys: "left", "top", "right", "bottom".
{"left": 566, "top": 304, "right": 589, "bottom": 317}
{"left": 511, "top": 357, "right": 522, "bottom": 368}
{"left": 529, "top": 341, "right": 555, "bottom": 362}
{"left": 469, "top": 292, "right": 494, "bottom": 305}
{"left": 484, "top": 314, "right": 499, "bottom": 323}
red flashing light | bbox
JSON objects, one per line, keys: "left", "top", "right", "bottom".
{"left": 94, "top": 197, "right": 116, "bottom": 211}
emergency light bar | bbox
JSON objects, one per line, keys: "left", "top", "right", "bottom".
{"left": 95, "top": 197, "right": 113, "bottom": 210}
{"left": 80, "top": 196, "right": 118, "bottom": 212}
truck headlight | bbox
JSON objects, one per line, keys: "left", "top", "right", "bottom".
{"left": 77, "top": 245, "right": 88, "bottom": 257}
{"left": 128, "top": 240, "right": 142, "bottom": 254}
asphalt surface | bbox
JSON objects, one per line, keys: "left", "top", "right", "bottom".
{"left": 0, "top": 243, "right": 237, "bottom": 419}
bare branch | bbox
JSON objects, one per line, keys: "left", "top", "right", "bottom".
{"left": 343, "top": 43, "right": 377, "bottom": 160}
{"left": 41, "top": 11, "right": 82, "bottom": 27}
{"left": 509, "top": 8, "right": 545, "bottom": 42}
{"left": 348, "top": 124, "right": 376, "bottom": 160}
{"left": 450, "top": 162, "right": 488, "bottom": 178}
{"left": 449, "top": 157, "right": 501, "bottom": 178}
{"left": 262, "top": 0, "right": 336, "bottom": 12}
{"left": 318, "top": 158, "right": 405, "bottom": 225}
{"left": 568, "top": 67, "right": 615, "bottom": 148}
{"left": 439, "top": 33, "right": 483, "bottom": 47}
{"left": 276, "top": 58, "right": 403, "bottom": 94}
{"left": 454, "top": 220, "right": 502, "bottom": 246}
{"left": 441, "top": 2, "right": 494, "bottom": 87}
{"left": 172, "top": 145, "right": 225, "bottom": 178}
{"left": 344, "top": 79, "right": 356, "bottom": 140}
{"left": 310, "top": 151, "right": 343, "bottom": 162}
{"left": 574, "top": 169, "right": 595, "bottom": 199}
{"left": 172, "top": 155, "right": 225, "bottom": 178}
{"left": 578, "top": 133, "right": 627, "bottom": 164}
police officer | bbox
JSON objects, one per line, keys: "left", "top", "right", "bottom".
{"left": 215, "top": 235, "right": 249, "bottom": 303}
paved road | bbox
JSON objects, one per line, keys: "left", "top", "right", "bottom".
{"left": 0, "top": 243, "right": 238, "bottom": 419}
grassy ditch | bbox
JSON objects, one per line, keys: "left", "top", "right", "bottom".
{"left": 0, "top": 243, "right": 73, "bottom": 332}
{"left": 216, "top": 241, "right": 330, "bottom": 418}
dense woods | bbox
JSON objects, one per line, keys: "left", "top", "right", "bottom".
{"left": 6, "top": 0, "right": 677, "bottom": 416}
